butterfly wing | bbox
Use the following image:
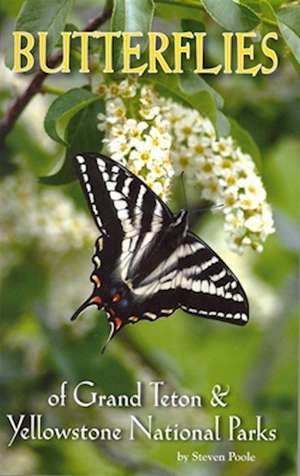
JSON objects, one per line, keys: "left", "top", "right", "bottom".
{"left": 130, "top": 231, "right": 249, "bottom": 326}
{"left": 74, "top": 153, "right": 173, "bottom": 236}
{"left": 74, "top": 153, "right": 173, "bottom": 273}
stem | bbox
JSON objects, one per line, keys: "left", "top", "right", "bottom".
{"left": 0, "top": 3, "right": 112, "bottom": 147}
{"left": 259, "top": 16, "right": 278, "bottom": 27}
{"left": 41, "top": 84, "right": 66, "bottom": 96}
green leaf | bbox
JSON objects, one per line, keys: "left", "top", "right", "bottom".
{"left": 41, "top": 100, "right": 105, "bottom": 185}
{"left": 229, "top": 118, "right": 261, "bottom": 169}
{"left": 152, "top": 74, "right": 217, "bottom": 127}
{"left": 0, "top": 0, "right": 23, "bottom": 17}
{"left": 259, "top": 0, "right": 277, "bottom": 22}
{"left": 277, "top": 6, "right": 300, "bottom": 36}
{"left": 181, "top": 18, "right": 205, "bottom": 32}
{"left": 216, "top": 111, "right": 231, "bottom": 137}
{"left": 44, "top": 88, "right": 100, "bottom": 145}
{"left": 6, "top": 0, "right": 73, "bottom": 68}
{"left": 180, "top": 71, "right": 224, "bottom": 109}
{"left": 202, "top": 0, "right": 260, "bottom": 31}
{"left": 155, "top": 1, "right": 204, "bottom": 22}
{"left": 277, "top": 6, "right": 300, "bottom": 64}
{"left": 111, "top": 0, "right": 154, "bottom": 68}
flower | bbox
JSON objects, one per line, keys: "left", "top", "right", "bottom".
{"left": 97, "top": 81, "right": 174, "bottom": 201}
{"left": 0, "top": 167, "right": 96, "bottom": 259}
{"left": 212, "top": 137, "right": 234, "bottom": 157}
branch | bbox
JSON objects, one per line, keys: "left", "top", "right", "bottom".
{"left": 0, "top": 4, "right": 112, "bottom": 146}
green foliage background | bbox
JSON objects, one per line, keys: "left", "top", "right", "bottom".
{"left": 0, "top": 1, "right": 299, "bottom": 475}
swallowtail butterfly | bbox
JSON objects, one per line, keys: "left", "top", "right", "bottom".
{"left": 71, "top": 153, "right": 249, "bottom": 349}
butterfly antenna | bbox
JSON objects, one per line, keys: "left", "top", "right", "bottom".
{"left": 180, "top": 172, "right": 188, "bottom": 209}
{"left": 189, "top": 203, "right": 224, "bottom": 215}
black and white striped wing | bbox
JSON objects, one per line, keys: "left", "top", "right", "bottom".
{"left": 175, "top": 233, "right": 249, "bottom": 324}
{"left": 130, "top": 233, "right": 248, "bottom": 326}
{"left": 74, "top": 153, "right": 173, "bottom": 276}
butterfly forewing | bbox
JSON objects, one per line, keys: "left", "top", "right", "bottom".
{"left": 75, "top": 154, "right": 172, "bottom": 278}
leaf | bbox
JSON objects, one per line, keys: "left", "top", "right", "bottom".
{"left": 229, "top": 118, "right": 261, "bottom": 169}
{"left": 180, "top": 71, "right": 224, "bottom": 109}
{"left": 181, "top": 18, "right": 205, "bottom": 33}
{"left": 41, "top": 100, "right": 105, "bottom": 185}
{"left": 0, "top": 0, "right": 23, "bottom": 17}
{"left": 111, "top": 0, "right": 154, "bottom": 68}
{"left": 151, "top": 74, "right": 217, "bottom": 127}
{"left": 277, "top": 6, "right": 300, "bottom": 64}
{"left": 6, "top": 0, "right": 73, "bottom": 69}
{"left": 216, "top": 111, "right": 231, "bottom": 137}
{"left": 259, "top": 0, "right": 277, "bottom": 22}
{"left": 44, "top": 88, "right": 100, "bottom": 145}
{"left": 155, "top": 1, "right": 204, "bottom": 22}
{"left": 202, "top": 0, "right": 260, "bottom": 31}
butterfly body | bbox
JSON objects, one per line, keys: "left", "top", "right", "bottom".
{"left": 71, "top": 153, "right": 249, "bottom": 347}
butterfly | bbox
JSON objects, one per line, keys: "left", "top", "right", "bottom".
{"left": 71, "top": 153, "right": 249, "bottom": 350}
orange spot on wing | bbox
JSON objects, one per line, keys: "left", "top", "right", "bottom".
{"left": 90, "top": 296, "right": 102, "bottom": 305}
{"left": 114, "top": 317, "right": 122, "bottom": 330}
{"left": 112, "top": 293, "right": 121, "bottom": 303}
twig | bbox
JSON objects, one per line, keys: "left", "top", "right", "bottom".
{"left": 0, "top": 4, "right": 112, "bottom": 146}
{"left": 41, "top": 84, "right": 66, "bottom": 96}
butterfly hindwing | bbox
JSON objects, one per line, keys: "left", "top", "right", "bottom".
{"left": 176, "top": 233, "right": 249, "bottom": 325}
{"left": 130, "top": 232, "right": 248, "bottom": 326}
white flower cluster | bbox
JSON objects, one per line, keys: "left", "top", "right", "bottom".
{"left": 0, "top": 168, "right": 96, "bottom": 259}
{"left": 96, "top": 78, "right": 174, "bottom": 200}
{"left": 163, "top": 100, "right": 275, "bottom": 253}
{"left": 96, "top": 77, "right": 274, "bottom": 254}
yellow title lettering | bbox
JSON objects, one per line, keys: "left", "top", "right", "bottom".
{"left": 13, "top": 31, "right": 35, "bottom": 73}
{"left": 236, "top": 32, "right": 261, "bottom": 76}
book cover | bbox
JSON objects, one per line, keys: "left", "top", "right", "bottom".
{"left": 0, "top": 1, "right": 299, "bottom": 475}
